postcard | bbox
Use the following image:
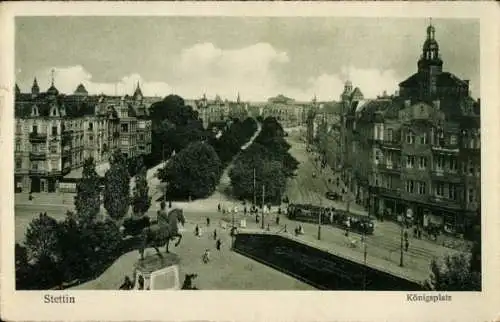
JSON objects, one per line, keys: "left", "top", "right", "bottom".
{"left": 1, "top": 1, "right": 499, "bottom": 321}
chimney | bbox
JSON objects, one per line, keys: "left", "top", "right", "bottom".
{"left": 433, "top": 99, "right": 441, "bottom": 110}
{"left": 404, "top": 100, "right": 411, "bottom": 108}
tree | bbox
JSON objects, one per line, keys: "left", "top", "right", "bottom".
{"left": 24, "top": 212, "right": 62, "bottom": 264}
{"left": 425, "top": 252, "right": 481, "bottom": 291}
{"left": 158, "top": 142, "right": 222, "bottom": 199}
{"left": 103, "top": 150, "right": 131, "bottom": 221}
{"left": 132, "top": 166, "right": 151, "bottom": 215}
{"left": 150, "top": 95, "right": 206, "bottom": 164}
{"left": 15, "top": 243, "right": 31, "bottom": 289}
{"left": 74, "top": 157, "right": 101, "bottom": 225}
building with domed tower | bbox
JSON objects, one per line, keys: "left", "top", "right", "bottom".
{"left": 14, "top": 75, "right": 153, "bottom": 193}
{"left": 339, "top": 21, "right": 480, "bottom": 236}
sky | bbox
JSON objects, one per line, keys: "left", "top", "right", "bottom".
{"left": 15, "top": 17, "right": 480, "bottom": 101}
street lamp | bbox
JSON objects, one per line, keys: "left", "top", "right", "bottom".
{"left": 318, "top": 198, "right": 322, "bottom": 240}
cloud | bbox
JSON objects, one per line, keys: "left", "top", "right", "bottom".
{"left": 20, "top": 44, "right": 400, "bottom": 102}
{"left": 172, "top": 43, "right": 399, "bottom": 101}
{"left": 22, "top": 65, "right": 172, "bottom": 97}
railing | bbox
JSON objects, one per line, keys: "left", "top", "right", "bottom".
{"left": 431, "top": 169, "right": 462, "bottom": 183}
{"left": 381, "top": 141, "right": 401, "bottom": 149}
{"left": 29, "top": 132, "right": 47, "bottom": 142}
{"left": 29, "top": 151, "right": 47, "bottom": 160}
{"left": 428, "top": 195, "right": 463, "bottom": 209}
{"left": 29, "top": 169, "right": 46, "bottom": 175}
{"left": 377, "top": 163, "right": 401, "bottom": 173}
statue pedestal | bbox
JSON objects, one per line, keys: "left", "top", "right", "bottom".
{"left": 133, "top": 253, "right": 180, "bottom": 290}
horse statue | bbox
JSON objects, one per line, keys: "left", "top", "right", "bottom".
{"left": 138, "top": 204, "right": 186, "bottom": 260}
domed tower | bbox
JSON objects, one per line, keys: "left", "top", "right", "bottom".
{"left": 31, "top": 77, "right": 40, "bottom": 97}
{"left": 341, "top": 80, "right": 353, "bottom": 102}
{"left": 417, "top": 20, "right": 443, "bottom": 97}
{"left": 46, "top": 69, "right": 59, "bottom": 97}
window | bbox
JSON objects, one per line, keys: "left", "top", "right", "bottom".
{"left": 31, "top": 162, "right": 38, "bottom": 170}
{"left": 420, "top": 132, "right": 428, "bottom": 145}
{"left": 449, "top": 157, "right": 457, "bottom": 172}
{"left": 386, "top": 152, "right": 392, "bottom": 164}
{"left": 15, "top": 141, "right": 21, "bottom": 152}
{"left": 52, "top": 126, "right": 58, "bottom": 136}
{"left": 448, "top": 185, "right": 457, "bottom": 200}
{"left": 50, "top": 146, "right": 57, "bottom": 154}
{"left": 419, "top": 157, "right": 427, "bottom": 169}
{"left": 436, "top": 155, "right": 445, "bottom": 170}
{"left": 406, "top": 131, "right": 415, "bottom": 144}
{"left": 468, "top": 188, "right": 475, "bottom": 203}
{"left": 469, "top": 138, "right": 474, "bottom": 149}
{"left": 123, "top": 153, "right": 129, "bottom": 159}
{"left": 139, "top": 134, "right": 145, "bottom": 141}
{"left": 32, "top": 125, "right": 38, "bottom": 133}
{"left": 387, "top": 129, "right": 393, "bottom": 142}
{"left": 121, "top": 124, "right": 129, "bottom": 133}
{"left": 121, "top": 138, "right": 129, "bottom": 146}
{"left": 436, "top": 182, "right": 445, "bottom": 197}
{"left": 418, "top": 181, "right": 426, "bottom": 195}
{"left": 89, "top": 135, "right": 94, "bottom": 141}
{"left": 51, "top": 160, "right": 58, "bottom": 170}
{"left": 406, "top": 155, "right": 415, "bottom": 168}
{"left": 88, "top": 122, "right": 93, "bottom": 131}
{"left": 405, "top": 180, "right": 415, "bottom": 193}
{"left": 450, "top": 135, "right": 457, "bottom": 145}
{"left": 15, "top": 159, "right": 22, "bottom": 169}
{"left": 468, "top": 160, "right": 474, "bottom": 175}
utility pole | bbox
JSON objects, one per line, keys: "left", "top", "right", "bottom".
{"left": 318, "top": 198, "right": 322, "bottom": 240}
{"left": 363, "top": 229, "right": 367, "bottom": 289}
{"left": 400, "top": 209, "right": 404, "bottom": 267}
{"left": 253, "top": 168, "right": 256, "bottom": 207}
{"left": 261, "top": 185, "right": 265, "bottom": 230}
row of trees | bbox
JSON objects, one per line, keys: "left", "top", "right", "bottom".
{"left": 157, "top": 117, "right": 258, "bottom": 200}
{"left": 229, "top": 116, "right": 299, "bottom": 204}
{"left": 16, "top": 150, "right": 152, "bottom": 289}
{"left": 149, "top": 95, "right": 207, "bottom": 165}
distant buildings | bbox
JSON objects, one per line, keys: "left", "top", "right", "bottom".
{"left": 14, "top": 79, "right": 154, "bottom": 193}
{"left": 336, "top": 23, "right": 480, "bottom": 235}
{"left": 190, "top": 93, "right": 250, "bottom": 128}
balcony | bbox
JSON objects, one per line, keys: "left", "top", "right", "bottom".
{"left": 377, "top": 162, "right": 401, "bottom": 174}
{"left": 29, "top": 169, "right": 46, "bottom": 175}
{"left": 371, "top": 186, "right": 399, "bottom": 197}
{"left": 29, "top": 151, "right": 47, "bottom": 160}
{"left": 432, "top": 142, "right": 460, "bottom": 153}
{"left": 381, "top": 140, "right": 401, "bottom": 150}
{"left": 428, "top": 195, "right": 463, "bottom": 210}
{"left": 431, "top": 169, "right": 463, "bottom": 183}
{"left": 29, "top": 132, "right": 47, "bottom": 142}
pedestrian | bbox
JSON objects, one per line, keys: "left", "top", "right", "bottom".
{"left": 404, "top": 230, "right": 409, "bottom": 241}
{"left": 276, "top": 215, "right": 280, "bottom": 225}
{"left": 195, "top": 224, "right": 200, "bottom": 237}
{"left": 244, "top": 206, "right": 247, "bottom": 215}
{"left": 218, "top": 203, "right": 221, "bottom": 212}
{"left": 417, "top": 228, "right": 422, "bottom": 239}
{"left": 168, "top": 201, "right": 172, "bottom": 208}
{"left": 119, "top": 276, "right": 134, "bottom": 290}
{"left": 267, "top": 223, "right": 270, "bottom": 231}
{"left": 202, "top": 249, "right": 210, "bottom": 263}
{"left": 213, "top": 229, "right": 217, "bottom": 240}
{"left": 405, "top": 239, "right": 409, "bottom": 252}
{"left": 216, "top": 239, "right": 222, "bottom": 251}
{"left": 206, "top": 217, "right": 210, "bottom": 227}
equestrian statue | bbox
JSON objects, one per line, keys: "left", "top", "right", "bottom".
{"left": 122, "top": 201, "right": 186, "bottom": 260}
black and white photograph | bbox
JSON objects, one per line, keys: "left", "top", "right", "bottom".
{"left": 1, "top": 2, "right": 499, "bottom": 322}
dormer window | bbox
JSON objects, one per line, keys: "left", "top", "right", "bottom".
{"left": 31, "top": 105, "right": 39, "bottom": 117}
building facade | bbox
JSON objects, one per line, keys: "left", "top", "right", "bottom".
{"left": 14, "top": 80, "right": 152, "bottom": 193}
{"left": 340, "top": 23, "right": 480, "bottom": 234}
